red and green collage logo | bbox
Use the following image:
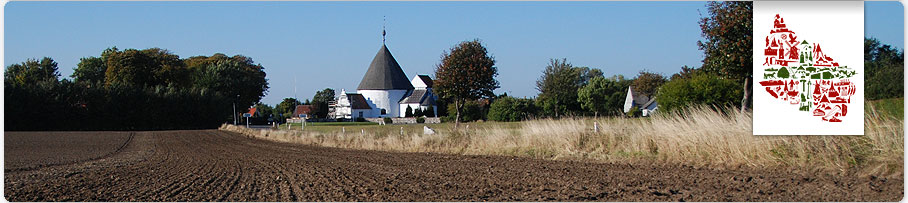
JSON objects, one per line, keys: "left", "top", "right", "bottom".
{"left": 759, "top": 14, "right": 857, "bottom": 122}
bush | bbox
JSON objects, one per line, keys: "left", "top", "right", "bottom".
{"left": 414, "top": 107, "right": 424, "bottom": 117}
{"left": 355, "top": 117, "right": 366, "bottom": 122}
{"left": 416, "top": 117, "right": 426, "bottom": 123}
{"left": 488, "top": 96, "right": 537, "bottom": 121}
{"left": 626, "top": 106, "right": 640, "bottom": 117}
{"left": 383, "top": 117, "right": 393, "bottom": 124}
{"left": 405, "top": 106, "right": 413, "bottom": 117}
{"left": 656, "top": 73, "right": 742, "bottom": 112}
{"left": 865, "top": 38, "right": 904, "bottom": 100}
{"left": 577, "top": 76, "right": 631, "bottom": 116}
{"left": 445, "top": 100, "right": 485, "bottom": 122}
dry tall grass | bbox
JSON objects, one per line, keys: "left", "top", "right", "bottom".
{"left": 221, "top": 106, "right": 902, "bottom": 176}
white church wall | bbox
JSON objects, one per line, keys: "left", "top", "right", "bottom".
{"left": 399, "top": 103, "right": 422, "bottom": 117}
{"left": 352, "top": 109, "right": 370, "bottom": 119}
{"left": 359, "top": 89, "right": 409, "bottom": 117}
{"left": 399, "top": 103, "right": 437, "bottom": 117}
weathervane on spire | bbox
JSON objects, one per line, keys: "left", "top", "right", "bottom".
{"left": 382, "top": 16, "right": 387, "bottom": 44}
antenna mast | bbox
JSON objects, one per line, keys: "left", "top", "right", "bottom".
{"left": 294, "top": 76, "right": 298, "bottom": 101}
{"left": 382, "top": 16, "right": 387, "bottom": 44}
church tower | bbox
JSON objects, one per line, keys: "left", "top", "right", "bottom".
{"left": 355, "top": 27, "right": 414, "bottom": 118}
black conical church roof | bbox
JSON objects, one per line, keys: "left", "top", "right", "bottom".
{"left": 357, "top": 45, "right": 414, "bottom": 90}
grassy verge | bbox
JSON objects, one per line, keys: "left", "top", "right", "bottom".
{"left": 223, "top": 100, "right": 903, "bottom": 177}
{"left": 867, "top": 98, "right": 903, "bottom": 120}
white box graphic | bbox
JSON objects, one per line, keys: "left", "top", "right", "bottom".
{"left": 752, "top": 1, "right": 864, "bottom": 135}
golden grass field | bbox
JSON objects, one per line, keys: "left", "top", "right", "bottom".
{"left": 223, "top": 99, "right": 903, "bottom": 177}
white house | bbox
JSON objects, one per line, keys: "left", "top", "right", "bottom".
{"left": 623, "top": 86, "right": 658, "bottom": 116}
{"left": 331, "top": 43, "right": 438, "bottom": 119}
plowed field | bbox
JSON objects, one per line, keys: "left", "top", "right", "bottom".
{"left": 4, "top": 130, "right": 902, "bottom": 201}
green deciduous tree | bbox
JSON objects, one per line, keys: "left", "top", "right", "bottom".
{"left": 865, "top": 38, "right": 904, "bottom": 100}
{"left": 275, "top": 97, "right": 302, "bottom": 120}
{"left": 5, "top": 49, "right": 269, "bottom": 131}
{"left": 698, "top": 1, "right": 753, "bottom": 110}
{"left": 670, "top": 65, "right": 700, "bottom": 80}
{"left": 187, "top": 53, "right": 269, "bottom": 114}
{"left": 5, "top": 57, "right": 60, "bottom": 86}
{"left": 535, "top": 58, "right": 602, "bottom": 117}
{"left": 103, "top": 47, "right": 186, "bottom": 88}
{"left": 631, "top": 70, "right": 667, "bottom": 98}
{"left": 578, "top": 75, "right": 632, "bottom": 116}
{"left": 445, "top": 100, "right": 486, "bottom": 122}
{"left": 72, "top": 56, "right": 107, "bottom": 85}
{"left": 253, "top": 102, "right": 274, "bottom": 118}
{"left": 488, "top": 96, "right": 537, "bottom": 122}
{"left": 434, "top": 39, "right": 499, "bottom": 128}
{"left": 311, "top": 88, "right": 335, "bottom": 118}
{"left": 656, "top": 72, "right": 742, "bottom": 112}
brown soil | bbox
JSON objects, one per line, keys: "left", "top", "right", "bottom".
{"left": 4, "top": 130, "right": 903, "bottom": 201}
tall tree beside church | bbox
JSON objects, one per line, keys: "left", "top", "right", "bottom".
{"left": 434, "top": 39, "right": 499, "bottom": 128}
{"left": 698, "top": 1, "right": 753, "bottom": 111}
{"left": 311, "top": 88, "right": 335, "bottom": 118}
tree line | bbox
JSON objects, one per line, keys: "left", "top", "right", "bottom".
{"left": 5, "top": 47, "right": 269, "bottom": 130}
{"left": 434, "top": 1, "right": 902, "bottom": 123}
{"left": 248, "top": 88, "right": 336, "bottom": 124}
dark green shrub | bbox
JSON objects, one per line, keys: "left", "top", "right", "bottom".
{"left": 656, "top": 73, "right": 742, "bottom": 112}
{"left": 416, "top": 117, "right": 426, "bottom": 123}
{"left": 488, "top": 96, "right": 536, "bottom": 121}
{"left": 445, "top": 100, "right": 485, "bottom": 122}
{"left": 414, "top": 107, "right": 424, "bottom": 117}
{"left": 383, "top": 117, "right": 393, "bottom": 124}
{"left": 626, "top": 106, "right": 640, "bottom": 117}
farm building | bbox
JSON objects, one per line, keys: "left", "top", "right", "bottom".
{"left": 623, "top": 86, "right": 658, "bottom": 116}
{"left": 293, "top": 105, "right": 313, "bottom": 118}
{"left": 330, "top": 42, "right": 438, "bottom": 119}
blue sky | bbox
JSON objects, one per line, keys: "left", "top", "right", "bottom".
{"left": 5, "top": 1, "right": 904, "bottom": 106}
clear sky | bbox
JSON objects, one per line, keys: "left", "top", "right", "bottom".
{"left": 5, "top": 1, "right": 904, "bottom": 106}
